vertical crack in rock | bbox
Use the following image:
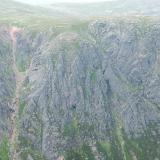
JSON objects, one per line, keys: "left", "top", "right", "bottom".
{"left": 9, "top": 27, "right": 30, "bottom": 160}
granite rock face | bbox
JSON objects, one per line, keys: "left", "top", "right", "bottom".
{"left": 17, "top": 19, "right": 160, "bottom": 160}
{"left": 1, "top": 19, "right": 160, "bottom": 160}
{"left": 0, "top": 26, "right": 14, "bottom": 139}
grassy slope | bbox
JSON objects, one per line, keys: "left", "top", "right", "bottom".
{"left": 50, "top": 0, "right": 160, "bottom": 16}
{"left": 0, "top": 0, "right": 91, "bottom": 32}
{"left": 1, "top": 0, "right": 159, "bottom": 32}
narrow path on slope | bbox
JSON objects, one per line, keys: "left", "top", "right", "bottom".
{"left": 9, "top": 27, "right": 26, "bottom": 160}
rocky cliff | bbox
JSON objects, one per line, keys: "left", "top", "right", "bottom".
{"left": 0, "top": 26, "right": 14, "bottom": 139}
{"left": 0, "top": 18, "right": 160, "bottom": 160}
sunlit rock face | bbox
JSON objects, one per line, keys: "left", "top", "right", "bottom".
{"left": 1, "top": 18, "right": 160, "bottom": 160}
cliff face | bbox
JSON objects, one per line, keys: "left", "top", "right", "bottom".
{"left": 0, "top": 18, "right": 160, "bottom": 160}
{"left": 0, "top": 26, "right": 14, "bottom": 137}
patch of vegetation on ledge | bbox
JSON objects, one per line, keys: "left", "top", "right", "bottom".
{"left": 0, "top": 135, "right": 9, "bottom": 160}
{"left": 65, "top": 144, "right": 95, "bottom": 160}
{"left": 18, "top": 136, "right": 46, "bottom": 160}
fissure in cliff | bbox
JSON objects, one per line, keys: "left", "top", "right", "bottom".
{"left": 9, "top": 27, "right": 26, "bottom": 160}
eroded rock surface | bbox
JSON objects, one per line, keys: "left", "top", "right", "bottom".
{"left": 0, "top": 19, "right": 160, "bottom": 160}
{"left": 0, "top": 26, "right": 14, "bottom": 138}
{"left": 17, "top": 19, "right": 160, "bottom": 160}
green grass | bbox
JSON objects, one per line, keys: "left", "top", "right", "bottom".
{"left": 65, "top": 144, "right": 95, "bottom": 160}
{"left": 0, "top": 0, "right": 94, "bottom": 36}
{"left": 96, "top": 141, "right": 111, "bottom": 159}
{"left": 0, "top": 136, "right": 9, "bottom": 160}
{"left": 70, "top": 21, "right": 89, "bottom": 33}
{"left": 18, "top": 136, "right": 45, "bottom": 160}
{"left": 16, "top": 57, "right": 29, "bottom": 72}
{"left": 122, "top": 122, "right": 160, "bottom": 160}
{"left": 135, "top": 17, "right": 152, "bottom": 39}
{"left": 95, "top": 123, "right": 160, "bottom": 160}
{"left": 63, "top": 117, "right": 78, "bottom": 137}
{"left": 20, "top": 148, "right": 45, "bottom": 160}
{"left": 19, "top": 98, "right": 26, "bottom": 117}
{"left": 90, "top": 70, "right": 97, "bottom": 83}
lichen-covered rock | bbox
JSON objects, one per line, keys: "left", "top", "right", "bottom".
{"left": 0, "top": 26, "right": 14, "bottom": 139}
{"left": 16, "top": 19, "right": 160, "bottom": 160}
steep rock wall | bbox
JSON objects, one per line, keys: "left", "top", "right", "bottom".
{"left": 17, "top": 19, "right": 160, "bottom": 160}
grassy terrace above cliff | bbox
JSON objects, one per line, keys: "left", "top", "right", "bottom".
{"left": 1, "top": 0, "right": 159, "bottom": 33}
{"left": 0, "top": 0, "right": 92, "bottom": 34}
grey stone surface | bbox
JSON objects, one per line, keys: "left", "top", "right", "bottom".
{"left": 0, "top": 18, "right": 160, "bottom": 159}
{"left": 18, "top": 19, "right": 160, "bottom": 159}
